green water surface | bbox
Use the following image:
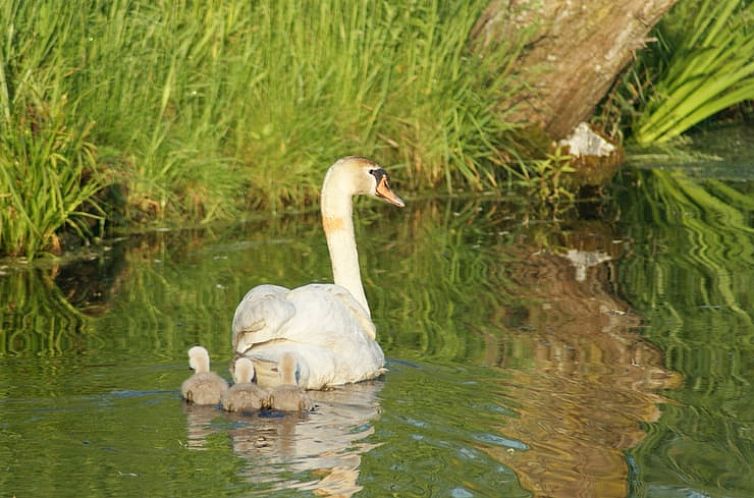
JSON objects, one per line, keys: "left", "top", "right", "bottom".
{"left": 3, "top": 131, "right": 754, "bottom": 497}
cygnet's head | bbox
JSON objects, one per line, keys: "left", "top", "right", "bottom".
{"left": 233, "top": 357, "right": 255, "bottom": 384}
{"left": 323, "top": 156, "right": 405, "bottom": 207}
{"left": 188, "top": 346, "right": 211, "bottom": 373}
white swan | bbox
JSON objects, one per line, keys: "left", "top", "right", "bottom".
{"left": 269, "top": 353, "right": 315, "bottom": 412}
{"left": 232, "top": 156, "right": 404, "bottom": 390}
{"left": 181, "top": 346, "right": 229, "bottom": 405}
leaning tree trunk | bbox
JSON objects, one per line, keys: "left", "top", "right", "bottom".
{"left": 472, "top": 0, "right": 679, "bottom": 140}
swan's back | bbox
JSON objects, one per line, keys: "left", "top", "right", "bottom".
{"left": 221, "top": 384, "right": 269, "bottom": 412}
{"left": 270, "top": 385, "right": 314, "bottom": 412}
{"left": 182, "top": 373, "right": 228, "bottom": 405}
{"left": 233, "top": 284, "right": 385, "bottom": 389}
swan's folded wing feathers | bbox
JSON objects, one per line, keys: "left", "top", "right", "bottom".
{"left": 235, "top": 284, "right": 384, "bottom": 388}
{"left": 285, "top": 284, "right": 376, "bottom": 341}
{"left": 232, "top": 285, "right": 295, "bottom": 352}
{"left": 327, "top": 285, "right": 377, "bottom": 339}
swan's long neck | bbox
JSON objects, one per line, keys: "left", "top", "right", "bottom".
{"left": 321, "top": 172, "right": 371, "bottom": 317}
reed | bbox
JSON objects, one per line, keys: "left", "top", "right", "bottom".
{"left": 0, "top": 1, "right": 105, "bottom": 257}
{"left": 1, "top": 0, "right": 524, "bottom": 258}
{"left": 632, "top": 0, "right": 754, "bottom": 144}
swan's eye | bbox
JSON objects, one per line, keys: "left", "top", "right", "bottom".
{"left": 369, "top": 168, "right": 386, "bottom": 184}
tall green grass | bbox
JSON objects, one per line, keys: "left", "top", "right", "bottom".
{"left": 631, "top": 0, "right": 754, "bottom": 144}
{"left": 1, "top": 0, "right": 525, "bottom": 257}
{"left": 0, "top": 2, "right": 104, "bottom": 257}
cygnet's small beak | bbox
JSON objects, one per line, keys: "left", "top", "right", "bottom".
{"left": 375, "top": 175, "right": 405, "bottom": 208}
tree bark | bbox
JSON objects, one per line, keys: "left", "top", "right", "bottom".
{"left": 472, "top": 0, "right": 679, "bottom": 140}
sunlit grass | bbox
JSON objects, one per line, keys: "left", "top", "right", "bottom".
{"left": 1, "top": 0, "right": 525, "bottom": 257}
{"left": 0, "top": 113, "right": 104, "bottom": 258}
{"left": 631, "top": 0, "right": 754, "bottom": 144}
{"left": 0, "top": 1, "right": 105, "bottom": 257}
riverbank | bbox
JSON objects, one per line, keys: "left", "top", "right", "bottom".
{"left": 1, "top": 1, "right": 524, "bottom": 258}
{"left": 3, "top": 0, "right": 753, "bottom": 259}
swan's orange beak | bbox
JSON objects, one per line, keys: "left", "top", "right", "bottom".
{"left": 375, "top": 175, "right": 405, "bottom": 207}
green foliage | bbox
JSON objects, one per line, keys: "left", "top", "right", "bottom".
{"left": 632, "top": 0, "right": 754, "bottom": 144}
{"left": 1, "top": 0, "right": 526, "bottom": 258}
{"left": 0, "top": 110, "right": 104, "bottom": 257}
{"left": 0, "top": 0, "right": 104, "bottom": 257}
{"left": 512, "top": 150, "right": 576, "bottom": 210}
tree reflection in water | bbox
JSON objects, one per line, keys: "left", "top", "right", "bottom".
{"left": 481, "top": 225, "right": 681, "bottom": 498}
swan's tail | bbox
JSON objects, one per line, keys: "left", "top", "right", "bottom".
{"left": 237, "top": 343, "right": 385, "bottom": 390}
{"left": 233, "top": 348, "right": 314, "bottom": 389}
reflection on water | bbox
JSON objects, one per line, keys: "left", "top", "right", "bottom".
{"left": 616, "top": 167, "right": 754, "bottom": 497}
{"left": 185, "top": 382, "right": 382, "bottom": 497}
{"left": 485, "top": 235, "right": 681, "bottom": 497}
{"left": 2, "top": 159, "right": 754, "bottom": 496}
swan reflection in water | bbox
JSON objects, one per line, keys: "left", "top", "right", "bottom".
{"left": 184, "top": 379, "right": 383, "bottom": 497}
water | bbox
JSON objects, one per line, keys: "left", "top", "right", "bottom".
{"left": 2, "top": 128, "right": 754, "bottom": 497}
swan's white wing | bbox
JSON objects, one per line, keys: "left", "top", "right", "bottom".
{"left": 232, "top": 284, "right": 295, "bottom": 353}
{"left": 245, "top": 341, "right": 384, "bottom": 390}
{"left": 324, "top": 285, "right": 377, "bottom": 340}
{"left": 233, "top": 283, "right": 385, "bottom": 389}
{"left": 282, "top": 284, "right": 376, "bottom": 344}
